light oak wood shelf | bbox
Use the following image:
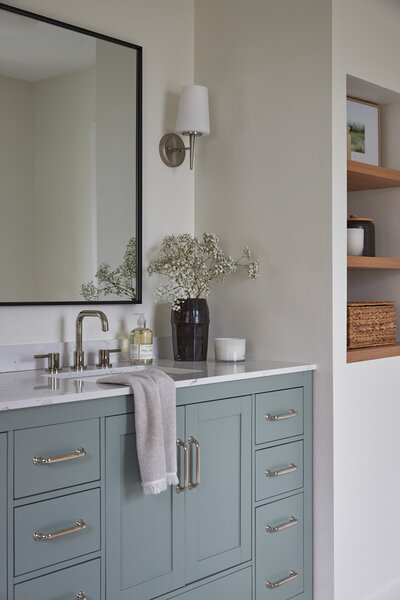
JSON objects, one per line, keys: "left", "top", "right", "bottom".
{"left": 347, "top": 160, "right": 400, "bottom": 192}
{"left": 347, "top": 256, "right": 400, "bottom": 270}
{"left": 347, "top": 343, "right": 400, "bottom": 363}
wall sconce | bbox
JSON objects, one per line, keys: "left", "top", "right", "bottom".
{"left": 159, "top": 84, "right": 210, "bottom": 170}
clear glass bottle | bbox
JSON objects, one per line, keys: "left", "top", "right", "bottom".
{"left": 130, "top": 313, "right": 154, "bottom": 364}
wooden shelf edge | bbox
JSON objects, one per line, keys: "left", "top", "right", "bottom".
{"left": 347, "top": 343, "right": 400, "bottom": 363}
{"left": 347, "top": 256, "right": 400, "bottom": 270}
{"left": 347, "top": 160, "right": 400, "bottom": 191}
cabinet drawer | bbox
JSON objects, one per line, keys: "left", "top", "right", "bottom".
{"left": 256, "top": 494, "right": 303, "bottom": 559}
{"left": 255, "top": 388, "right": 303, "bottom": 445}
{"left": 14, "top": 558, "right": 100, "bottom": 600}
{"left": 175, "top": 566, "right": 251, "bottom": 600}
{"left": 255, "top": 441, "right": 303, "bottom": 501}
{"left": 14, "top": 488, "right": 100, "bottom": 576}
{"left": 14, "top": 419, "right": 100, "bottom": 498}
{"left": 256, "top": 547, "right": 303, "bottom": 600}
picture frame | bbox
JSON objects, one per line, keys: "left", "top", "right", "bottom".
{"left": 347, "top": 96, "right": 381, "bottom": 166}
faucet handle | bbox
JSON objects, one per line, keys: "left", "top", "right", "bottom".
{"left": 96, "top": 348, "right": 121, "bottom": 369}
{"left": 34, "top": 353, "right": 61, "bottom": 374}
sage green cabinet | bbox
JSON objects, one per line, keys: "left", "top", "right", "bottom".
{"left": 0, "top": 433, "right": 6, "bottom": 600}
{"left": 105, "top": 407, "right": 186, "bottom": 600}
{"left": 14, "top": 558, "right": 100, "bottom": 600}
{"left": 175, "top": 567, "right": 252, "bottom": 600}
{"left": 185, "top": 396, "right": 251, "bottom": 582}
{"left": 1, "top": 368, "right": 312, "bottom": 600}
{"left": 105, "top": 395, "right": 252, "bottom": 600}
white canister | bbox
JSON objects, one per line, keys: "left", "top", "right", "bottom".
{"left": 347, "top": 228, "right": 364, "bottom": 256}
{"left": 214, "top": 338, "right": 246, "bottom": 362}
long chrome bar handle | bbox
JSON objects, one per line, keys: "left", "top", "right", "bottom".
{"left": 76, "top": 593, "right": 87, "bottom": 600}
{"left": 33, "top": 519, "right": 86, "bottom": 541}
{"left": 176, "top": 439, "right": 188, "bottom": 493}
{"left": 33, "top": 447, "right": 86, "bottom": 465}
{"left": 266, "top": 516, "right": 298, "bottom": 533}
{"left": 265, "top": 462, "right": 297, "bottom": 478}
{"left": 188, "top": 436, "right": 200, "bottom": 490}
{"left": 266, "top": 570, "right": 298, "bottom": 589}
{"left": 265, "top": 409, "right": 297, "bottom": 421}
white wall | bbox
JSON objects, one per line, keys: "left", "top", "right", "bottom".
{"left": 0, "top": 0, "right": 194, "bottom": 346}
{"left": 194, "top": 1, "right": 334, "bottom": 598}
{"left": 333, "top": 1, "right": 400, "bottom": 599}
{"left": 0, "top": 75, "right": 35, "bottom": 301}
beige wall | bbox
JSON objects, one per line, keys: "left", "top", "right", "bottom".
{"left": 95, "top": 39, "right": 136, "bottom": 273}
{"left": 333, "top": 1, "right": 400, "bottom": 599}
{"left": 0, "top": 74, "right": 35, "bottom": 301}
{"left": 0, "top": 0, "right": 194, "bottom": 345}
{"left": 33, "top": 67, "right": 95, "bottom": 300}
{"left": 194, "top": 1, "right": 333, "bottom": 598}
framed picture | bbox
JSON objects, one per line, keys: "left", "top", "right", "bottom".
{"left": 347, "top": 97, "right": 381, "bottom": 166}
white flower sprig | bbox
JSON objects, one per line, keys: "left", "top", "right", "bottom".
{"left": 148, "top": 233, "right": 259, "bottom": 310}
{"left": 80, "top": 237, "right": 136, "bottom": 301}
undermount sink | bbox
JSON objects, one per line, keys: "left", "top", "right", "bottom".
{"left": 44, "top": 365, "right": 202, "bottom": 381}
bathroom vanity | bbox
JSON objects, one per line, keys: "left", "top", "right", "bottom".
{"left": 0, "top": 361, "right": 314, "bottom": 600}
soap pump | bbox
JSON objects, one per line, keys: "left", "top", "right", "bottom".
{"left": 130, "top": 313, "right": 154, "bottom": 364}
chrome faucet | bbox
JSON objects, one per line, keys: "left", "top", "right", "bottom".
{"left": 72, "top": 310, "right": 109, "bottom": 371}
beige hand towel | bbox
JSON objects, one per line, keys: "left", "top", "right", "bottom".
{"left": 99, "top": 368, "right": 178, "bottom": 494}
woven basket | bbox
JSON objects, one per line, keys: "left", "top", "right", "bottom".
{"left": 347, "top": 302, "right": 396, "bottom": 349}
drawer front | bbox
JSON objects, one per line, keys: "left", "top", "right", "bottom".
{"left": 256, "top": 441, "right": 303, "bottom": 501}
{"left": 14, "top": 419, "right": 100, "bottom": 498}
{"left": 175, "top": 566, "right": 251, "bottom": 600}
{"left": 256, "top": 494, "right": 303, "bottom": 559}
{"left": 14, "top": 488, "right": 100, "bottom": 576}
{"left": 256, "top": 547, "right": 303, "bottom": 600}
{"left": 255, "top": 388, "right": 303, "bottom": 445}
{"left": 14, "top": 558, "right": 100, "bottom": 600}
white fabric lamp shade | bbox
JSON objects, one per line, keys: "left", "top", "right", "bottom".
{"left": 175, "top": 85, "right": 210, "bottom": 135}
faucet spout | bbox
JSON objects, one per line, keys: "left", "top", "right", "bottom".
{"left": 72, "top": 310, "right": 109, "bottom": 371}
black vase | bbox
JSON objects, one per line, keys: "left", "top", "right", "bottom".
{"left": 171, "top": 299, "right": 210, "bottom": 361}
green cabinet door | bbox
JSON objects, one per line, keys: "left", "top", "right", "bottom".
{"left": 0, "top": 434, "right": 6, "bottom": 600}
{"left": 185, "top": 396, "right": 252, "bottom": 583}
{"left": 105, "top": 408, "right": 185, "bottom": 600}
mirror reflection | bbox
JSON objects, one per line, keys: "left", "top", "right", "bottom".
{"left": 0, "top": 6, "right": 141, "bottom": 303}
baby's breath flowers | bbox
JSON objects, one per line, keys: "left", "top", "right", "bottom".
{"left": 80, "top": 237, "right": 136, "bottom": 301}
{"left": 148, "top": 233, "right": 259, "bottom": 310}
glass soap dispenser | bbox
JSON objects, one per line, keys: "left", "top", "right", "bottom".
{"left": 130, "top": 313, "right": 154, "bottom": 364}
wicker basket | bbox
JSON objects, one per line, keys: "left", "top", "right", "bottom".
{"left": 347, "top": 302, "right": 396, "bottom": 349}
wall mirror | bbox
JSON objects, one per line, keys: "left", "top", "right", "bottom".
{"left": 0, "top": 3, "right": 142, "bottom": 304}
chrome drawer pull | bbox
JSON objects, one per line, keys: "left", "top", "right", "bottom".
{"left": 266, "top": 516, "right": 298, "bottom": 533}
{"left": 176, "top": 439, "right": 188, "bottom": 493}
{"left": 76, "top": 593, "right": 87, "bottom": 600}
{"left": 33, "top": 447, "right": 86, "bottom": 465}
{"left": 265, "top": 409, "right": 297, "bottom": 422}
{"left": 265, "top": 462, "right": 297, "bottom": 478}
{"left": 188, "top": 436, "right": 200, "bottom": 490}
{"left": 266, "top": 570, "right": 298, "bottom": 589}
{"left": 33, "top": 518, "right": 86, "bottom": 541}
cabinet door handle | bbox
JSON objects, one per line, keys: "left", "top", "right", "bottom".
{"left": 33, "top": 519, "right": 86, "bottom": 541}
{"left": 266, "top": 516, "right": 298, "bottom": 533}
{"left": 265, "top": 409, "right": 297, "bottom": 421}
{"left": 266, "top": 569, "right": 298, "bottom": 589}
{"left": 188, "top": 436, "right": 200, "bottom": 490}
{"left": 265, "top": 462, "right": 297, "bottom": 477}
{"left": 33, "top": 447, "right": 86, "bottom": 465}
{"left": 176, "top": 439, "right": 188, "bottom": 493}
{"left": 76, "top": 593, "right": 87, "bottom": 600}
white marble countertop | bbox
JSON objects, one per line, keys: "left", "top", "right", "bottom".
{"left": 0, "top": 359, "right": 316, "bottom": 412}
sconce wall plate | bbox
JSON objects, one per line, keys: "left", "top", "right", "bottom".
{"left": 159, "top": 133, "right": 186, "bottom": 168}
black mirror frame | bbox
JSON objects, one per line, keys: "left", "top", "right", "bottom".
{"left": 0, "top": 2, "right": 142, "bottom": 306}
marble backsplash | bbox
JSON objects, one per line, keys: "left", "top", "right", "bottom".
{"left": 0, "top": 336, "right": 172, "bottom": 373}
